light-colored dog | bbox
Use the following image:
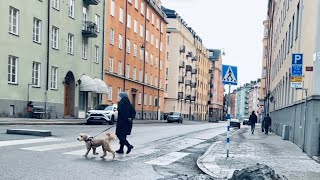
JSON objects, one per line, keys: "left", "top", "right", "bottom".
{"left": 77, "top": 133, "right": 115, "bottom": 159}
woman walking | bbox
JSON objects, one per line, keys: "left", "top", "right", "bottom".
{"left": 116, "top": 92, "right": 136, "bottom": 154}
{"left": 249, "top": 111, "right": 257, "bottom": 134}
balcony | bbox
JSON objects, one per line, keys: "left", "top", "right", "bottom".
{"left": 207, "top": 101, "right": 211, "bottom": 105}
{"left": 209, "top": 92, "right": 213, "bottom": 97}
{"left": 178, "top": 77, "right": 184, "bottom": 84}
{"left": 83, "top": 0, "right": 100, "bottom": 5}
{"left": 185, "top": 80, "right": 191, "bottom": 86}
{"left": 178, "top": 92, "right": 184, "bottom": 100}
{"left": 210, "top": 83, "right": 213, "bottom": 88}
{"left": 191, "top": 69, "right": 197, "bottom": 74}
{"left": 186, "top": 65, "right": 192, "bottom": 72}
{"left": 82, "top": 21, "right": 98, "bottom": 38}
{"left": 185, "top": 95, "right": 191, "bottom": 101}
{"left": 191, "top": 96, "right": 196, "bottom": 101}
{"left": 192, "top": 56, "right": 198, "bottom": 61}
{"left": 179, "top": 61, "right": 185, "bottom": 68}
{"left": 191, "top": 82, "right": 197, "bottom": 88}
{"left": 209, "top": 69, "right": 213, "bottom": 73}
{"left": 180, "top": 45, "right": 186, "bottom": 53}
{"left": 186, "top": 52, "right": 193, "bottom": 58}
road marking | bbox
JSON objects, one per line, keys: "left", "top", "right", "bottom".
{"left": 166, "top": 138, "right": 205, "bottom": 152}
{"left": 21, "top": 142, "right": 83, "bottom": 151}
{"left": 0, "top": 137, "right": 64, "bottom": 147}
{"left": 145, "top": 152, "right": 190, "bottom": 166}
{"left": 193, "top": 128, "right": 226, "bottom": 140}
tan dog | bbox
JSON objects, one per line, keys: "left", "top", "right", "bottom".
{"left": 77, "top": 133, "right": 115, "bottom": 159}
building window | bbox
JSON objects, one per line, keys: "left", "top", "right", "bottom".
{"left": 67, "top": 33, "right": 74, "bottom": 54}
{"left": 110, "top": 0, "right": 115, "bottom": 17}
{"left": 133, "top": 67, "right": 137, "bottom": 80}
{"left": 95, "top": 14, "right": 100, "bottom": 33}
{"left": 160, "top": 60, "right": 162, "bottom": 70}
{"left": 118, "top": 61, "right": 123, "bottom": 76}
{"left": 32, "top": 62, "right": 41, "bottom": 87}
{"left": 108, "top": 86, "right": 113, "bottom": 101}
{"left": 135, "top": 0, "right": 139, "bottom": 9}
{"left": 134, "top": 20, "right": 138, "bottom": 33}
{"left": 140, "top": 48, "right": 143, "bottom": 60}
{"left": 160, "top": 41, "right": 163, "bottom": 52}
{"left": 51, "top": 66, "right": 58, "bottom": 90}
{"left": 152, "top": 13, "right": 155, "bottom": 25}
{"left": 150, "top": 54, "right": 154, "bottom": 65}
{"left": 145, "top": 51, "right": 148, "bottom": 63}
{"left": 157, "top": 19, "right": 160, "bottom": 29}
{"left": 296, "top": 3, "right": 300, "bottom": 39}
{"left": 126, "top": 64, "right": 130, "bottom": 78}
{"left": 145, "top": 73, "right": 148, "bottom": 83}
{"left": 9, "top": 7, "right": 19, "bottom": 35}
{"left": 68, "top": 0, "right": 75, "bottom": 18}
{"left": 94, "top": 45, "right": 99, "bottom": 63}
{"left": 167, "top": 52, "right": 169, "bottom": 60}
{"left": 110, "top": 28, "right": 115, "bottom": 45}
{"left": 138, "top": 93, "right": 142, "bottom": 104}
{"left": 82, "top": 40, "right": 88, "bottom": 59}
{"left": 165, "top": 84, "right": 168, "bottom": 92}
{"left": 140, "top": 24, "right": 144, "bottom": 38}
{"left": 144, "top": 93, "right": 147, "bottom": 106}
{"left": 156, "top": 38, "right": 159, "bottom": 49}
{"left": 33, "top": 18, "right": 42, "bottom": 43}
{"left": 119, "top": 8, "right": 124, "bottom": 23}
{"left": 150, "top": 74, "right": 153, "bottom": 85}
{"left": 134, "top": 44, "right": 137, "bottom": 57}
{"left": 151, "top": 34, "right": 154, "bottom": 45}
{"left": 146, "top": 30, "right": 149, "bottom": 42}
{"left": 109, "top": 57, "right": 114, "bottom": 72}
{"left": 141, "top": 2, "right": 145, "bottom": 15}
{"left": 117, "top": 88, "right": 122, "bottom": 101}
{"left": 119, "top": 34, "right": 123, "bottom": 49}
{"left": 127, "top": 14, "right": 131, "bottom": 28}
{"left": 51, "top": 26, "right": 59, "bottom": 49}
{"left": 149, "top": 95, "right": 152, "bottom": 105}
{"left": 155, "top": 57, "right": 158, "bottom": 68}
{"left": 52, "top": 0, "right": 60, "bottom": 10}
{"left": 159, "top": 78, "right": 162, "bottom": 88}
{"left": 292, "top": 15, "right": 295, "bottom": 46}
{"left": 154, "top": 76, "right": 157, "bottom": 86}
{"left": 139, "top": 69, "right": 143, "bottom": 82}
{"left": 127, "top": 39, "right": 131, "bottom": 53}
{"left": 8, "top": 56, "right": 18, "bottom": 84}
{"left": 167, "top": 35, "right": 170, "bottom": 44}
{"left": 146, "top": 8, "right": 150, "bottom": 20}
{"left": 161, "top": 23, "right": 164, "bottom": 33}
{"left": 128, "top": 0, "right": 132, "bottom": 4}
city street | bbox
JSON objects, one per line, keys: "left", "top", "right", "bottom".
{"left": 0, "top": 121, "right": 229, "bottom": 180}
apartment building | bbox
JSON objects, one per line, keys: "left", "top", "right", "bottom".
{"left": 208, "top": 49, "right": 224, "bottom": 122}
{"left": 0, "top": 0, "right": 105, "bottom": 118}
{"left": 161, "top": 7, "right": 197, "bottom": 120}
{"left": 266, "top": 0, "right": 320, "bottom": 156}
{"left": 104, "top": 0, "right": 167, "bottom": 120}
{"left": 230, "top": 91, "right": 236, "bottom": 118}
{"left": 248, "top": 79, "right": 261, "bottom": 120}
{"left": 235, "top": 84, "right": 251, "bottom": 120}
{"left": 260, "top": 19, "right": 269, "bottom": 113}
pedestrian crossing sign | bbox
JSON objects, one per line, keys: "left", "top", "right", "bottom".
{"left": 222, "top": 65, "right": 238, "bottom": 85}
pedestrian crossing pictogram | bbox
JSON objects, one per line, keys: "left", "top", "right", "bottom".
{"left": 222, "top": 65, "right": 238, "bottom": 85}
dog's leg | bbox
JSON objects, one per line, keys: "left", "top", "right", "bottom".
{"left": 100, "top": 147, "right": 107, "bottom": 158}
{"left": 106, "top": 144, "right": 116, "bottom": 160}
{"left": 92, "top": 148, "right": 99, "bottom": 155}
{"left": 84, "top": 148, "right": 91, "bottom": 157}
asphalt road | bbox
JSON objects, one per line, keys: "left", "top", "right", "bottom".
{"left": 0, "top": 120, "right": 229, "bottom": 180}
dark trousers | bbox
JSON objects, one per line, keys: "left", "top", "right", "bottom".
{"left": 251, "top": 124, "right": 255, "bottom": 133}
{"left": 265, "top": 125, "right": 269, "bottom": 134}
{"left": 117, "top": 134, "right": 131, "bottom": 149}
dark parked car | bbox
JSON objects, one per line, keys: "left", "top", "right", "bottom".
{"left": 243, "top": 118, "right": 250, "bottom": 125}
{"left": 166, "top": 112, "right": 183, "bottom": 123}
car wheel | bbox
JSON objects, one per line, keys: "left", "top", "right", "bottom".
{"left": 180, "top": 120, "right": 183, "bottom": 123}
{"left": 167, "top": 120, "right": 171, "bottom": 123}
{"left": 109, "top": 116, "right": 115, "bottom": 125}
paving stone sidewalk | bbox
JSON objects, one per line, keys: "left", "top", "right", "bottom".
{"left": 197, "top": 125, "right": 320, "bottom": 180}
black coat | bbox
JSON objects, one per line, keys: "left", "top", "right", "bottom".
{"left": 249, "top": 114, "right": 257, "bottom": 125}
{"left": 264, "top": 116, "right": 272, "bottom": 127}
{"left": 116, "top": 97, "right": 136, "bottom": 136}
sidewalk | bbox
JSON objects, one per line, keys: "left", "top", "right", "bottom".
{"left": 197, "top": 125, "right": 320, "bottom": 180}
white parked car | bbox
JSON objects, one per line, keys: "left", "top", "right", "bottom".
{"left": 230, "top": 118, "right": 241, "bottom": 129}
{"left": 86, "top": 104, "right": 118, "bottom": 125}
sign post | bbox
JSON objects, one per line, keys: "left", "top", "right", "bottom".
{"left": 222, "top": 65, "right": 238, "bottom": 158}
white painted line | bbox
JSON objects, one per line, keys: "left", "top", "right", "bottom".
{"left": 168, "top": 138, "right": 205, "bottom": 152}
{"left": 0, "top": 137, "right": 64, "bottom": 147}
{"left": 116, "top": 148, "right": 159, "bottom": 161}
{"left": 193, "top": 128, "right": 225, "bottom": 140}
{"left": 21, "top": 142, "right": 83, "bottom": 151}
{"left": 145, "top": 152, "right": 190, "bottom": 166}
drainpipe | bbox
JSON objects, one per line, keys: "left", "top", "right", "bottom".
{"left": 123, "top": 0, "right": 128, "bottom": 90}
{"left": 44, "top": 0, "right": 51, "bottom": 118}
{"left": 157, "top": 13, "right": 163, "bottom": 120}
{"left": 101, "top": 0, "right": 106, "bottom": 103}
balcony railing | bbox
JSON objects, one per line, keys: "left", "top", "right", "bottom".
{"left": 179, "top": 61, "right": 185, "bottom": 68}
{"left": 180, "top": 45, "right": 186, "bottom": 53}
{"left": 192, "top": 56, "right": 198, "bottom": 61}
{"left": 185, "top": 95, "right": 191, "bottom": 100}
{"left": 191, "top": 69, "right": 197, "bottom": 74}
{"left": 185, "top": 80, "right": 191, "bottom": 86}
{"left": 186, "top": 52, "right": 193, "bottom": 58}
{"left": 178, "top": 77, "right": 184, "bottom": 84}
{"left": 186, "top": 65, "right": 192, "bottom": 71}
{"left": 178, "top": 92, "right": 184, "bottom": 100}
{"left": 191, "top": 96, "right": 196, "bottom": 101}
{"left": 209, "top": 69, "right": 213, "bottom": 73}
{"left": 83, "top": 0, "right": 100, "bottom": 5}
{"left": 209, "top": 92, "right": 213, "bottom": 97}
{"left": 82, "top": 21, "right": 98, "bottom": 38}
{"left": 191, "top": 82, "right": 197, "bottom": 88}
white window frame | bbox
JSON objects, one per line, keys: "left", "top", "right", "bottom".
{"left": 146, "top": 8, "right": 150, "bottom": 20}
{"left": 160, "top": 60, "right": 162, "bottom": 70}
{"left": 135, "top": 0, "right": 139, "bottom": 10}
{"left": 145, "top": 51, "right": 148, "bottom": 63}
{"left": 160, "top": 41, "right": 163, "bottom": 52}
{"left": 144, "top": 93, "right": 147, "bottom": 105}
{"left": 145, "top": 72, "right": 148, "bottom": 83}
{"left": 134, "top": 44, "right": 137, "bottom": 57}
{"left": 140, "top": 24, "right": 144, "bottom": 37}
{"left": 109, "top": 57, "right": 114, "bottom": 72}
{"left": 118, "top": 61, "right": 123, "bottom": 75}
{"left": 51, "top": 26, "right": 59, "bottom": 49}
{"left": 110, "top": 28, "right": 115, "bottom": 45}
{"left": 69, "top": 0, "right": 75, "bottom": 18}
{"left": 140, "top": 48, "right": 143, "bottom": 60}
{"left": 9, "top": 7, "right": 19, "bottom": 35}
{"left": 150, "top": 54, "right": 154, "bottom": 65}
{"left": 8, "top": 55, "right": 18, "bottom": 84}
{"left": 127, "top": 14, "right": 131, "bottom": 28}
{"left": 95, "top": 14, "right": 100, "bottom": 33}
{"left": 117, "top": 88, "right": 122, "bottom": 101}
{"left": 141, "top": 2, "right": 145, "bottom": 15}
{"left": 151, "top": 34, "right": 154, "bottom": 45}
{"left": 32, "top": 62, "right": 41, "bottom": 87}
{"left": 119, "top": 34, "right": 123, "bottom": 49}
{"left": 151, "top": 13, "right": 155, "bottom": 25}
{"left": 108, "top": 86, "right": 113, "bottom": 101}
{"left": 127, "top": 39, "right": 131, "bottom": 53}
{"left": 82, "top": 39, "right": 88, "bottom": 60}
{"left": 138, "top": 92, "right": 142, "bottom": 104}
{"left": 149, "top": 95, "right": 152, "bottom": 105}
{"left": 67, "top": 33, "right": 74, "bottom": 55}
{"left": 161, "top": 23, "right": 164, "bottom": 33}
{"left": 146, "top": 30, "right": 149, "bottom": 42}
{"left": 156, "top": 38, "right": 159, "bottom": 49}
{"left": 159, "top": 78, "right": 162, "bottom": 88}
{"left": 157, "top": 19, "right": 160, "bottom": 29}
{"left": 110, "top": 0, "right": 115, "bottom": 17}
{"left": 133, "top": 67, "right": 137, "bottom": 80}
{"left": 128, "top": 0, "right": 132, "bottom": 4}
{"left": 150, "top": 74, "right": 153, "bottom": 85}
{"left": 33, "top": 18, "right": 42, "bottom": 43}
{"left": 134, "top": 20, "right": 138, "bottom": 33}
{"left": 119, "top": 8, "right": 124, "bottom": 23}
{"left": 52, "top": 0, "right": 60, "bottom": 10}
{"left": 51, "top": 66, "right": 58, "bottom": 90}
{"left": 155, "top": 57, "right": 158, "bottom": 68}
{"left": 139, "top": 69, "right": 143, "bottom": 82}
{"left": 94, "top": 45, "right": 99, "bottom": 63}
{"left": 126, "top": 64, "right": 130, "bottom": 78}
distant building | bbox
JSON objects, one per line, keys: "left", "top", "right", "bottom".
{"left": 235, "top": 84, "right": 251, "bottom": 120}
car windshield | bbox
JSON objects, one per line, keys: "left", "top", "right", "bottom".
{"left": 172, "top": 113, "right": 180, "bottom": 116}
{"left": 104, "top": 106, "right": 113, "bottom": 111}
{"left": 94, "top": 104, "right": 109, "bottom": 110}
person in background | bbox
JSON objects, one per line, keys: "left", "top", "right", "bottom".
{"left": 264, "top": 114, "right": 272, "bottom": 135}
{"left": 249, "top": 111, "right": 258, "bottom": 134}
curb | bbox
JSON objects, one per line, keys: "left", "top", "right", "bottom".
{"left": 6, "top": 129, "right": 52, "bottom": 136}
{"left": 196, "top": 128, "right": 242, "bottom": 178}
{"left": 0, "top": 122, "right": 86, "bottom": 125}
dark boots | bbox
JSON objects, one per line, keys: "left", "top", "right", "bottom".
{"left": 116, "top": 144, "right": 124, "bottom": 154}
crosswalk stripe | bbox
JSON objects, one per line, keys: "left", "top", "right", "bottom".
{"left": 21, "top": 142, "right": 83, "bottom": 151}
{"left": 145, "top": 152, "right": 190, "bottom": 166}
{"left": 0, "top": 137, "right": 64, "bottom": 147}
{"left": 116, "top": 148, "right": 159, "bottom": 161}
{"left": 167, "top": 138, "right": 205, "bottom": 152}
{"left": 193, "top": 128, "right": 226, "bottom": 140}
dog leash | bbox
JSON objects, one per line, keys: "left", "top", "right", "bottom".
{"left": 92, "top": 125, "right": 115, "bottom": 138}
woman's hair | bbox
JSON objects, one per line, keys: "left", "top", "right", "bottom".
{"left": 251, "top": 111, "right": 255, "bottom": 115}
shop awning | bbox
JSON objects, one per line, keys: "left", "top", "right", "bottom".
{"left": 79, "top": 75, "right": 97, "bottom": 92}
{"left": 94, "top": 78, "right": 107, "bottom": 94}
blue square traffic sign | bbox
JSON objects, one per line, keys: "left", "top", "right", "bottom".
{"left": 292, "top": 54, "right": 303, "bottom": 65}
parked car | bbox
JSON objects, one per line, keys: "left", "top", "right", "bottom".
{"left": 243, "top": 118, "right": 250, "bottom": 125}
{"left": 86, "top": 104, "right": 118, "bottom": 125}
{"left": 230, "top": 118, "right": 241, "bottom": 128}
{"left": 166, "top": 112, "right": 183, "bottom": 123}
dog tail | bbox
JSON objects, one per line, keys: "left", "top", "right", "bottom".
{"left": 106, "top": 133, "right": 116, "bottom": 141}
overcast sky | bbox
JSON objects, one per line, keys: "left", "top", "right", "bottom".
{"left": 161, "top": 0, "right": 268, "bottom": 88}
